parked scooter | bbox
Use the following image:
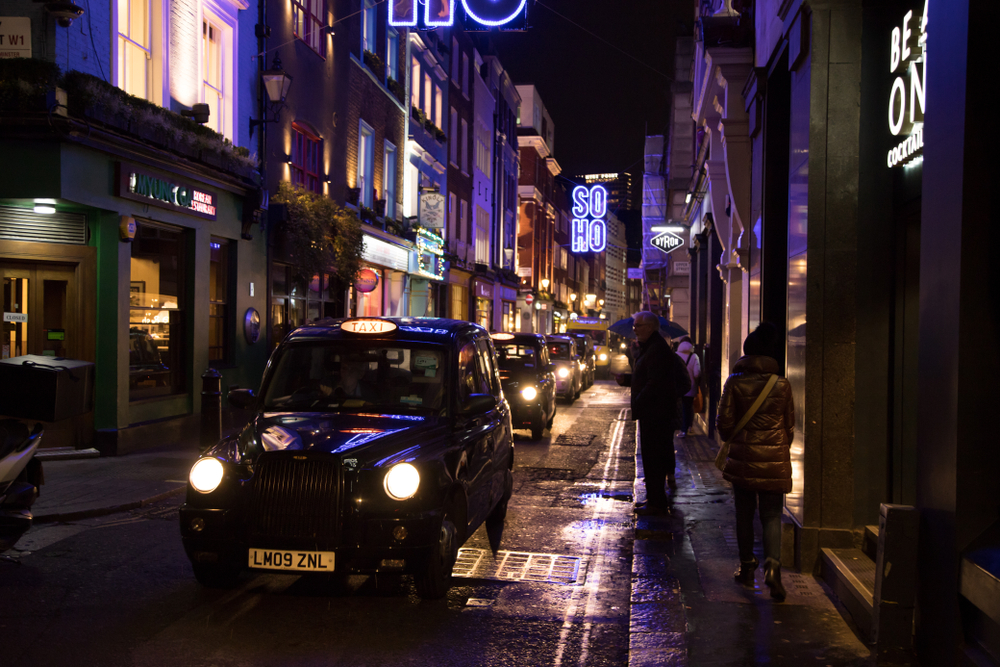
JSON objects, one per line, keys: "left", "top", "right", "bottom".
{"left": 0, "top": 419, "right": 44, "bottom": 557}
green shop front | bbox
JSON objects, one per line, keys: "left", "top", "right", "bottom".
{"left": 1, "top": 126, "right": 269, "bottom": 454}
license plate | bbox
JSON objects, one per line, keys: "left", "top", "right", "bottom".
{"left": 248, "top": 548, "right": 335, "bottom": 572}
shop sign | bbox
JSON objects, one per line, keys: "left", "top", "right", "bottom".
{"left": 115, "top": 162, "right": 217, "bottom": 220}
{"left": 475, "top": 281, "right": 494, "bottom": 300}
{"left": 390, "top": 0, "right": 527, "bottom": 30}
{"left": 571, "top": 185, "right": 608, "bottom": 253}
{"left": 355, "top": 268, "right": 380, "bottom": 293}
{"left": 419, "top": 193, "right": 446, "bottom": 229}
{"left": 362, "top": 234, "right": 410, "bottom": 272}
{"left": 0, "top": 18, "right": 31, "bottom": 58}
{"left": 886, "top": 2, "right": 927, "bottom": 168}
{"left": 501, "top": 286, "right": 517, "bottom": 301}
{"left": 4, "top": 312, "right": 28, "bottom": 323}
{"left": 626, "top": 268, "right": 643, "bottom": 280}
{"left": 651, "top": 230, "right": 684, "bottom": 254}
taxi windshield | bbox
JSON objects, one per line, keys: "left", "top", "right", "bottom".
{"left": 495, "top": 343, "right": 538, "bottom": 369}
{"left": 262, "top": 342, "right": 447, "bottom": 414}
{"left": 547, "top": 342, "right": 572, "bottom": 360}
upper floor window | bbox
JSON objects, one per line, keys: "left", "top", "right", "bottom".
{"left": 387, "top": 29, "right": 399, "bottom": 81}
{"left": 358, "top": 120, "right": 375, "bottom": 208}
{"left": 118, "top": 0, "right": 151, "bottom": 100}
{"left": 461, "top": 53, "right": 469, "bottom": 97}
{"left": 291, "top": 123, "right": 322, "bottom": 193}
{"left": 451, "top": 38, "right": 459, "bottom": 85}
{"left": 201, "top": 19, "right": 227, "bottom": 138}
{"left": 292, "top": 0, "right": 326, "bottom": 56}
{"left": 362, "top": 1, "right": 376, "bottom": 54}
{"left": 411, "top": 57, "right": 420, "bottom": 108}
{"left": 383, "top": 141, "right": 397, "bottom": 219}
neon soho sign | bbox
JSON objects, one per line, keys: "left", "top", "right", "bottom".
{"left": 886, "top": 1, "right": 927, "bottom": 168}
{"left": 571, "top": 185, "right": 608, "bottom": 253}
{"left": 390, "top": 0, "right": 526, "bottom": 28}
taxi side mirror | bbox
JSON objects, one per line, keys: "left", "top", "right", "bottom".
{"left": 228, "top": 387, "right": 257, "bottom": 409}
{"left": 463, "top": 393, "right": 495, "bottom": 415}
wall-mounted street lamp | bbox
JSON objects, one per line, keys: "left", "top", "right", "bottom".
{"left": 540, "top": 278, "right": 550, "bottom": 290}
{"left": 569, "top": 293, "right": 577, "bottom": 302}
{"left": 249, "top": 54, "right": 294, "bottom": 139}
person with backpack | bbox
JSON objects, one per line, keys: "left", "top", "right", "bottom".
{"left": 675, "top": 336, "right": 701, "bottom": 437}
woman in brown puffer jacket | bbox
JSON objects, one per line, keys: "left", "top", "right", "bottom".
{"left": 716, "top": 322, "right": 795, "bottom": 601}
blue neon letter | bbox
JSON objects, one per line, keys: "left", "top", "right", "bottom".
{"left": 461, "top": 0, "right": 526, "bottom": 27}
{"left": 589, "top": 220, "right": 607, "bottom": 252}
{"left": 572, "top": 186, "right": 590, "bottom": 217}
{"left": 589, "top": 185, "right": 608, "bottom": 218}
{"left": 425, "top": 0, "right": 455, "bottom": 27}
{"left": 571, "top": 219, "right": 589, "bottom": 252}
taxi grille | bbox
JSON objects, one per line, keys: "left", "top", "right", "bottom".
{"left": 248, "top": 455, "right": 342, "bottom": 541}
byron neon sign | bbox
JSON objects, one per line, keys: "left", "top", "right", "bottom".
{"left": 571, "top": 185, "right": 608, "bottom": 253}
{"left": 390, "top": 0, "right": 527, "bottom": 29}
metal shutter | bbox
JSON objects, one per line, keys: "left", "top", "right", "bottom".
{"left": 0, "top": 207, "right": 88, "bottom": 245}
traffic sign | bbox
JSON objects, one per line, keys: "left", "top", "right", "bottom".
{"left": 525, "top": 293, "right": 535, "bottom": 306}
{"left": 650, "top": 230, "right": 684, "bottom": 254}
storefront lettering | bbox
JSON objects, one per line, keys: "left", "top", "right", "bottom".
{"left": 118, "top": 163, "right": 218, "bottom": 219}
{"left": 887, "top": 2, "right": 927, "bottom": 168}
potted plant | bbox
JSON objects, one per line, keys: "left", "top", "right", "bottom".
{"left": 346, "top": 187, "right": 361, "bottom": 206}
{"left": 373, "top": 199, "right": 386, "bottom": 218}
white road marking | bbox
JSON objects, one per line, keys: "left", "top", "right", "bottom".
{"left": 552, "top": 407, "right": 628, "bottom": 667}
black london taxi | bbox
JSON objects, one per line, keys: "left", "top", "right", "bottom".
{"left": 490, "top": 332, "right": 556, "bottom": 440}
{"left": 546, "top": 335, "right": 583, "bottom": 402}
{"left": 567, "top": 332, "right": 596, "bottom": 390}
{"left": 179, "top": 317, "right": 514, "bottom": 599}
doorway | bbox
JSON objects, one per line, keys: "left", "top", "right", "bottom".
{"left": 2, "top": 260, "right": 89, "bottom": 448}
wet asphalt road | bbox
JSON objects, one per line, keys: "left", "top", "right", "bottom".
{"left": 0, "top": 374, "right": 637, "bottom": 667}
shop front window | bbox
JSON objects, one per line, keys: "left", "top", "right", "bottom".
{"left": 129, "top": 222, "right": 186, "bottom": 401}
{"left": 271, "top": 262, "right": 306, "bottom": 349}
{"left": 209, "top": 238, "right": 232, "bottom": 366}
{"left": 308, "top": 272, "right": 345, "bottom": 322}
{"left": 475, "top": 297, "right": 491, "bottom": 330}
{"left": 502, "top": 301, "right": 515, "bottom": 332}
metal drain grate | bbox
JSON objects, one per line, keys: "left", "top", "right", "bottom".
{"left": 452, "top": 548, "right": 584, "bottom": 584}
{"left": 554, "top": 433, "right": 597, "bottom": 447}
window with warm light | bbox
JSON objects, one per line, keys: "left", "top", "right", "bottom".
{"left": 202, "top": 19, "right": 224, "bottom": 136}
{"left": 357, "top": 120, "right": 375, "bottom": 207}
{"left": 291, "top": 123, "right": 322, "bottom": 193}
{"left": 411, "top": 57, "right": 420, "bottom": 108}
{"left": 475, "top": 205, "right": 490, "bottom": 263}
{"left": 118, "top": 0, "right": 151, "bottom": 100}
{"left": 362, "top": 1, "right": 376, "bottom": 55}
{"left": 292, "top": 0, "right": 326, "bottom": 56}
{"left": 383, "top": 141, "right": 397, "bottom": 219}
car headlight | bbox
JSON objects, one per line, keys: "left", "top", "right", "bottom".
{"left": 579, "top": 362, "right": 586, "bottom": 370}
{"left": 620, "top": 343, "right": 626, "bottom": 350}
{"left": 189, "top": 458, "right": 224, "bottom": 494}
{"left": 384, "top": 463, "right": 420, "bottom": 501}
{"left": 557, "top": 367, "right": 570, "bottom": 378}
{"left": 521, "top": 386, "right": 538, "bottom": 401}
{"left": 599, "top": 353, "right": 608, "bottom": 361}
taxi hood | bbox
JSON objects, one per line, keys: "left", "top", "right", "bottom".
{"left": 248, "top": 412, "right": 445, "bottom": 462}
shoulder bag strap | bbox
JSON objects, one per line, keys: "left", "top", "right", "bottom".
{"left": 726, "top": 374, "right": 779, "bottom": 444}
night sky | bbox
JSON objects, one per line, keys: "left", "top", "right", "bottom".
{"left": 490, "top": 0, "right": 691, "bottom": 179}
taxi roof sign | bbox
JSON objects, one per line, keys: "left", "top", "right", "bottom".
{"left": 491, "top": 332, "right": 515, "bottom": 341}
{"left": 342, "top": 318, "right": 398, "bottom": 334}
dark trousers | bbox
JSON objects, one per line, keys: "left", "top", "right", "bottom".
{"left": 680, "top": 396, "right": 694, "bottom": 432}
{"left": 639, "top": 417, "right": 676, "bottom": 507}
{"left": 733, "top": 485, "right": 783, "bottom": 565}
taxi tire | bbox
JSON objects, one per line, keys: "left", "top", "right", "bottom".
{"left": 414, "top": 516, "right": 458, "bottom": 600}
{"left": 192, "top": 562, "right": 241, "bottom": 589}
{"left": 546, "top": 411, "right": 554, "bottom": 429}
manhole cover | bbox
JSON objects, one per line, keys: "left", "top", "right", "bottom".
{"left": 452, "top": 548, "right": 585, "bottom": 584}
{"left": 554, "top": 433, "right": 597, "bottom": 447}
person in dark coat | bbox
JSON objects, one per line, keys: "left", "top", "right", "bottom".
{"left": 616, "top": 311, "right": 691, "bottom": 514}
{"left": 716, "top": 322, "right": 795, "bottom": 601}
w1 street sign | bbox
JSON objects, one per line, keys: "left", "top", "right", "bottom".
{"left": 650, "top": 230, "right": 684, "bottom": 254}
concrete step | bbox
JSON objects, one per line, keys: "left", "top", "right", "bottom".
{"left": 35, "top": 447, "right": 101, "bottom": 461}
{"left": 821, "top": 547, "right": 875, "bottom": 643}
{"left": 961, "top": 546, "right": 1000, "bottom": 665}
{"left": 863, "top": 524, "right": 879, "bottom": 561}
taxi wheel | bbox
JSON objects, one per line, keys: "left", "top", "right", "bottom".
{"left": 546, "top": 411, "right": 555, "bottom": 429}
{"left": 414, "top": 515, "right": 458, "bottom": 600}
{"left": 192, "top": 562, "right": 241, "bottom": 589}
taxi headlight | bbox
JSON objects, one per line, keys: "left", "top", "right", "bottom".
{"left": 384, "top": 463, "right": 420, "bottom": 501}
{"left": 579, "top": 362, "right": 586, "bottom": 370}
{"left": 189, "top": 458, "right": 224, "bottom": 494}
{"left": 521, "top": 386, "right": 538, "bottom": 401}
{"left": 557, "top": 367, "right": 570, "bottom": 378}
{"left": 599, "top": 353, "right": 608, "bottom": 361}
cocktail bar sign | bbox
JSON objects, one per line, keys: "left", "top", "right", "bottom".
{"left": 115, "top": 162, "right": 218, "bottom": 220}
{"left": 886, "top": 0, "right": 926, "bottom": 168}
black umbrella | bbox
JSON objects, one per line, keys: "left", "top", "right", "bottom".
{"left": 608, "top": 316, "right": 688, "bottom": 340}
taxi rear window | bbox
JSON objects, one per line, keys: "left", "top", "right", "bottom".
{"left": 262, "top": 342, "right": 447, "bottom": 414}
{"left": 548, "top": 342, "right": 571, "bottom": 360}
{"left": 496, "top": 344, "right": 537, "bottom": 369}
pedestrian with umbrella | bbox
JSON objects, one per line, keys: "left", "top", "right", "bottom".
{"left": 614, "top": 311, "right": 691, "bottom": 515}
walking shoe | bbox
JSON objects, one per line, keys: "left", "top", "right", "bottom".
{"left": 734, "top": 557, "right": 758, "bottom": 585}
{"left": 764, "top": 558, "right": 787, "bottom": 601}
{"left": 677, "top": 431, "right": 687, "bottom": 438}
{"left": 635, "top": 504, "right": 668, "bottom": 516}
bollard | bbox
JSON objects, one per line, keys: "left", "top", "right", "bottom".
{"left": 200, "top": 368, "right": 222, "bottom": 450}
